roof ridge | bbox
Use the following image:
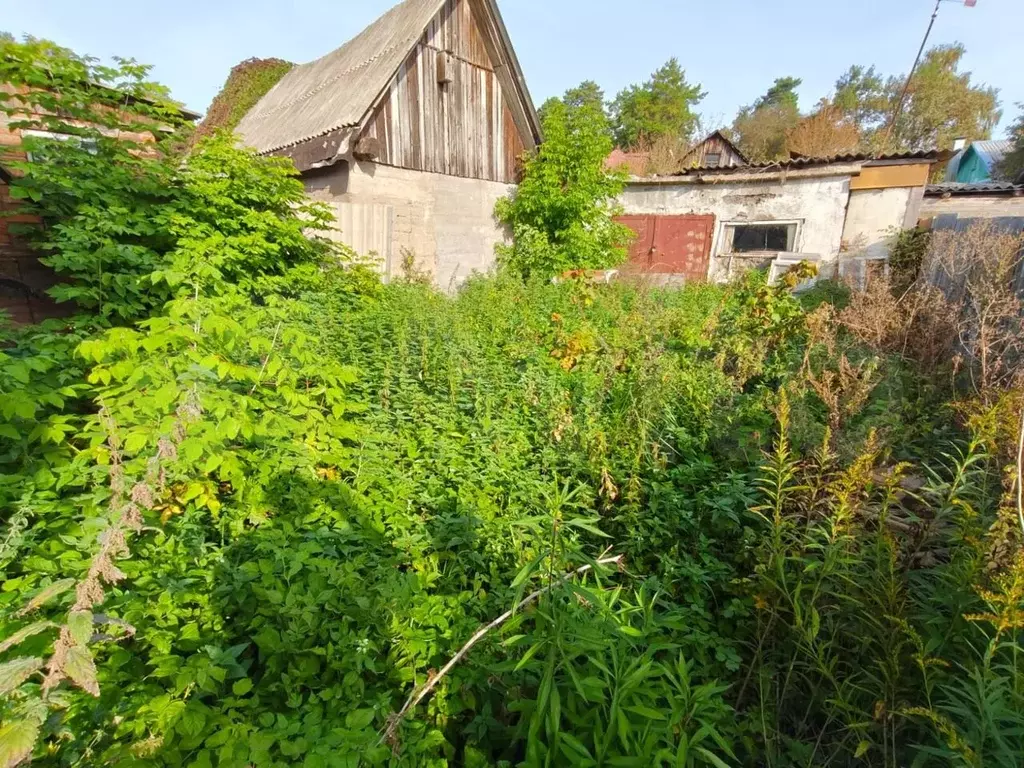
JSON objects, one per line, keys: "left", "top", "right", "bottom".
{"left": 244, "top": 44, "right": 404, "bottom": 123}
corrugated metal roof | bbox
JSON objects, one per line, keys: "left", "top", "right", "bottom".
{"left": 971, "top": 139, "right": 1013, "bottom": 171}
{"left": 926, "top": 181, "right": 1024, "bottom": 196}
{"left": 236, "top": 0, "right": 446, "bottom": 154}
{"left": 945, "top": 140, "right": 1014, "bottom": 181}
{"left": 670, "top": 150, "right": 940, "bottom": 177}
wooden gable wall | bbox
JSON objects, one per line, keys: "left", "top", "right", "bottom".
{"left": 358, "top": 0, "right": 527, "bottom": 184}
{"left": 686, "top": 134, "right": 746, "bottom": 169}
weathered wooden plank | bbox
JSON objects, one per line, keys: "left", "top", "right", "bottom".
{"left": 352, "top": 0, "right": 526, "bottom": 183}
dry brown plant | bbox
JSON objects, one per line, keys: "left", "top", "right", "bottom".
{"left": 787, "top": 103, "right": 861, "bottom": 159}
{"left": 838, "top": 277, "right": 959, "bottom": 372}
{"left": 923, "top": 223, "right": 1024, "bottom": 394}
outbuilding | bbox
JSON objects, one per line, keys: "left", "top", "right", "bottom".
{"left": 615, "top": 151, "right": 942, "bottom": 284}
{"left": 236, "top": 0, "right": 542, "bottom": 289}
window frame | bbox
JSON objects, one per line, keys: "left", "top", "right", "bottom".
{"left": 21, "top": 129, "right": 99, "bottom": 162}
{"left": 704, "top": 152, "right": 722, "bottom": 168}
{"left": 717, "top": 220, "right": 802, "bottom": 256}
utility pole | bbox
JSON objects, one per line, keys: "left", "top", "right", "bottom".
{"left": 883, "top": 0, "right": 977, "bottom": 151}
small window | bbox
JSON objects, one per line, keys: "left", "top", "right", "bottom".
{"left": 705, "top": 152, "right": 722, "bottom": 168}
{"left": 725, "top": 223, "right": 798, "bottom": 254}
{"left": 22, "top": 129, "right": 98, "bottom": 161}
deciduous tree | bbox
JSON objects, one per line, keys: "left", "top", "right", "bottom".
{"left": 995, "top": 104, "right": 1024, "bottom": 182}
{"left": 832, "top": 45, "right": 1000, "bottom": 153}
{"left": 495, "top": 99, "right": 630, "bottom": 278}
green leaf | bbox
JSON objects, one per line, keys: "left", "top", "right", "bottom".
{"left": 123, "top": 431, "right": 148, "bottom": 455}
{"left": 694, "top": 746, "right": 733, "bottom": 768}
{"left": 0, "top": 622, "right": 55, "bottom": 654}
{"left": 0, "top": 657, "right": 44, "bottom": 694}
{"left": 625, "top": 705, "right": 666, "bottom": 721}
{"left": 344, "top": 708, "right": 375, "bottom": 729}
{"left": 0, "top": 717, "right": 40, "bottom": 768}
{"left": 68, "top": 611, "right": 93, "bottom": 646}
{"left": 231, "top": 678, "right": 253, "bottom": 696}
{"left": 177, "top": 707, "right": 207, "bottom": 738}
{"left": 855, "top": 740, "right": 871, "bottom": 759}
{"left": 18, "top": 579, "right": 75, "bottom": 616}
{"left": 64, "top": 643, "right": 100, "bottom": 696}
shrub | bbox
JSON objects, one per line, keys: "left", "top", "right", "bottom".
{"left": 495, "top": 99, "right": 633, "bottom": 279}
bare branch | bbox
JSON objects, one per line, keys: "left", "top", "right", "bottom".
{"left": 378, "top": 554, "right": 624, "bottom": 747}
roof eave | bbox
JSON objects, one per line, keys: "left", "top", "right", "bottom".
{"left": 628, "top": 161, "right": 865, "bottom": 185}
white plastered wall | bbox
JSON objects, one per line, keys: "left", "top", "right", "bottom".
{"left": 619, "top": 175, "right": 852, "bottom": 280}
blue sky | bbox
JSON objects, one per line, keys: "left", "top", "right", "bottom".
{"left": 1, "top": 0, "right": 1020, "bottom": 135}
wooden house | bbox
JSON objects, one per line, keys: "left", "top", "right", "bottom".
{"left": 681, "top": 130, "right": 748, "bottom": 170}
{"left": 236, "top": 0, "right": 542, "bottom": 289}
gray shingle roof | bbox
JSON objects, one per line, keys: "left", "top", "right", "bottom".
{"left": 236, "top": 0, "right": 445, "bottom": 155}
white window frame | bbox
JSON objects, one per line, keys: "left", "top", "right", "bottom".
{"left": 22, "top": 129, "right": 99, "bottom": 161}
{"left": 717, "top": 219, "right": 803, "bottom": 256}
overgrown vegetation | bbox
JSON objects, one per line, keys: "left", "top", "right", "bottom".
{"left": 194, "top": 58, "right": 293, "bottom": 142}
{"left": 495, "top": 98, "right": 631, "bottom": 278}
{"left": 2, "top": 38, "right": 1024, "bottom": 768}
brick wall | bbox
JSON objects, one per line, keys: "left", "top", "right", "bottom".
{"left": 0, "top": 85, "right": 164, "bottom": 324}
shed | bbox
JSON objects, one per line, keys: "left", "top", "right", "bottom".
{"left": 944, "top": 140, "right": 1013, "bottom": 183}
{"left": 615, "top": 151, "right": 941, "bottom": 284}
{"left": 681, "top": 130, "right": 748, "bottom": 170}
{"left": 236, "top": 0, "right": 542, "bottom": 288}
{"left": 921, "top": 181, "right": 1024, "bottom": 221}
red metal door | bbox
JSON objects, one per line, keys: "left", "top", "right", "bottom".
{"left": 616, "top": 215, "right": 715, "bottom": 281}
{"left": 617, "top": 215, "right": 656, "bottom": 270}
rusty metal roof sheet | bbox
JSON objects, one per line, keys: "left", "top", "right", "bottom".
{"left": 236, "top": 0, "right": 446, "bottom": 154}
{"left": 606, "top": 148, "right": 651, "bottom": 176}
{"left": 926, "top": 181, "right": 1024, "bottom": 196}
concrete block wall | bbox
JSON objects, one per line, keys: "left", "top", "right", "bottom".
{"left": 305, "top": 160, "right": 513, "bottom": 290}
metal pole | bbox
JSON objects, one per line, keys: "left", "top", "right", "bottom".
{"left": 884, "top": 0, "right": 942, "bottom": 150}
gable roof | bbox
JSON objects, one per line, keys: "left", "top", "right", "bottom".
{"left": 945, "top": 139, "right": 1013, "bottom": 181}
{"left": 682, "top": 130, "right": 749, "bottom": 167}
{"left": 236, "top": 0, "right": 540, "bottom": 161}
